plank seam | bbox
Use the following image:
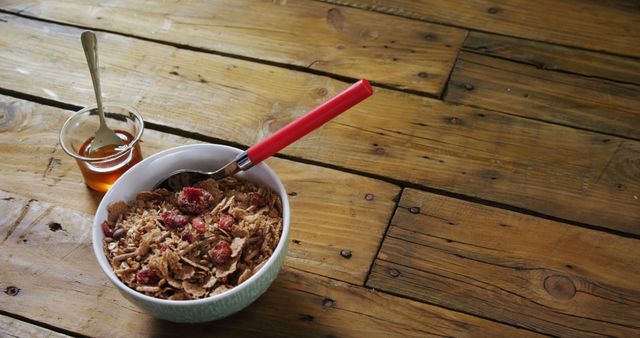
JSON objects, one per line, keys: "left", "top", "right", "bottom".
{"left": 383, "top": 234, "right": 640, "bottom": 329}
{"left": 315, "top": 0, "right": 640, "bottom": 61}
{"left": 0, "top": 9, "right": 440, "bottom": 100}
{"left": 370, "top": 259, "right": 608, "bottom": 337}
{"left": 1, "top": 89, "right": 639, "bottom": 241}
{"left": 444, "top": 99, "right": 640, "bottom": 143}
{"left": 0, "top": 310, "right": 87, "bottom": 338}
{"left": 286, "top": 266, "right": 552, "bottom": 337}
{"left": 1, "top": 9, "right": 638, "bottom": 143}
{"left": 365, "top": 269, "right": 557, "bottom": 337}
{"left": 439, "top": 32, "right": 468, "bottom": 99}
{"left": 363, "top": 188, "right": 403, "bottom": 287}
{"left": 461, "top": 48, "right": 640, "bottom": 87}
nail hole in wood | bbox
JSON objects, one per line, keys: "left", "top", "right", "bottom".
{"left": 48, "top": 222, "right": 63, "bottom": 232}
{"left": 386, "top": 268, "right": 400, "bottom": 277}
{"left": 323, "top": 298, "right": 336, "bottom": 309}
{"left": 299, "top": 314, "right": 314, "bottom": 321}
{"left": 446, "top": 117, "right": 462, "bottom": 125}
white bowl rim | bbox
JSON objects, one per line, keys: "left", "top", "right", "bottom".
{"left": 92, "top": 143, "right": 291, "bottom": 307}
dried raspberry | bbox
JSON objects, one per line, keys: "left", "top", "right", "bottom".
{"left": 192, "top": 217, "right": 207, "bottom": 234}
{"left": 181, "top": 230, "right": 194, "bottom": 243}
{"left": 250, "top": 193, "right": 267, "bottom": 208}
{"left": 185, "top": 186, "right": 203, "bottom": 202}
{"left": 101, "top": 221, "right": 114, "bottom": 237}
{"left": 159, "top": 244, "right": 168, "bottom": 254}
{"left": 176, "top": 187, "right": 214, "bottom": 214}
{"left": 210, "top": 240, "right": 232, "bottom": 264}
{"left": 218, "top": 215, "right": 235, "bottom": 231}
{"left": 161, "top": 211, "right": 189, "bottom": 228}
{"left": 136, "top": 267, "right": 159, "bottom": 285}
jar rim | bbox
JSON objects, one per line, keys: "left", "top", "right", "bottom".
{"left": 59, "top": 103, "right": 144, "bottom": 162}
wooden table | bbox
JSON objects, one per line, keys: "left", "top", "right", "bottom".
{"left": 1, "top": 1, "right": 638, "bottom": 337}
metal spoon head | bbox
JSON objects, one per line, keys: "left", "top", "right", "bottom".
{"left": 154, "top": 170, "right": 211, "bottom": 191}
{"left": 91, "top": 120, "right": 125, "bottom": 150}
{"left": 80, "top": 30, "right": 123, "bottom": 153}
{"left": 153, "top": 158, "right": 241, "bottom": 191}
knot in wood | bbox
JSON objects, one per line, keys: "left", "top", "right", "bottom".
{"left": 4, "top": 286, "right": 20, "bottom": 296}
{"left": 0, "top": 102, "right": 24, "bottom": 132}
{"left": 544, "top": 275, "right": 576, "bottom": 300}
{"left": 313, "top": 87, "right": 328, "bottom": 98}
{"left": 326, "top": 8, "right": 345, "bottom": 30}
{"left": 360, "top": 30, "right": 379, "bottom": 40}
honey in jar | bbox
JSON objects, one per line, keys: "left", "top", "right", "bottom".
{"left": 77, "top": 129, "right": 142, "bottom": 192}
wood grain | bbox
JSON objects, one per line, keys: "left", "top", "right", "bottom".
{"left": 463, "top": 31, "right": 640, "bottom": 86}
{"left": 0, "top": 0, "right": 467, "bottom": 96}
{"left": 445, "top": 51, "right": 640, "bottom": 139}
{"left": 0, "top": 191, "right": 541, "bottom": 338}
{"left": 0, "top": 314, "right": 70, "bottom": 338}
{"left": 368, "top": 188, "right": 640, "bottom": 337}
{"left": 0, "top": 15, "right": 638, "bottom": 233}
{"left": 321, "top": 0, "right": 640, "bottom": 58}
{"left": 0, "top": 94, "right": 399, "bottom": 285}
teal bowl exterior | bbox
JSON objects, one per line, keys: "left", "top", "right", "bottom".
{"left": 93, "top": 144, "right": 290, "bottom": 323}
{"left": 117, "top": 244, "right": 287, "bottom": 322}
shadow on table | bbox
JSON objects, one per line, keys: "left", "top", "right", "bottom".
{"left": 87, "top": 188, "right": 105, "bottom": 211}
{"left": 148, "top": 269, "right": 336, "bottom": 337}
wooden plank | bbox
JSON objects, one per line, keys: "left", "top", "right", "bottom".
{"left": 445, "top": 51, "right": 640, "bottom": 139}
{"left": 463, "top": 31, "right": 640, "bottom": 86}
{"left": 0, "top": 0, "right": 467, "bottom": 96}
{"left": 367, "top": 188, "right": 640, "bottom": 337}
{"left": 0, "top": 15, "right": 639, "bottom": 234}
{"left": 0, "top": 314, "right": 71, "bottom": 338}
{"left": 321, "top": 0, "right": 640, "bottom": 58}
{"left": 0, "top": 95, "right": 399, "bottom": 285}
{"left": 0, "top": 192, "right": 541, "bottom": 337}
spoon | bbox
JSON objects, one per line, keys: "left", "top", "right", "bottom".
{"left": 155, "top": 79, "right": 373, "bottom": 191}
{"left": 80, "top": 30, "right": 124, "bottom": 152}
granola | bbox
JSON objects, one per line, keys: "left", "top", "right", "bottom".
{"left": 102, "top": 176, "right": 283, "bottom": 300}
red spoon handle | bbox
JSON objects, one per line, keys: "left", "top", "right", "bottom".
{"left": 246, "top": 79, "right": 373, "bottom": 164}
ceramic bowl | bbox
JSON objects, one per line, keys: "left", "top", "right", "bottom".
{"left": 92, "top": 144, "right": 290, "bottom": 322}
